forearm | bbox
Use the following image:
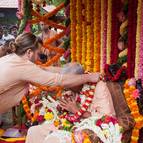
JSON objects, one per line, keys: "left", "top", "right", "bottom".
{"left": 61, "top": 74, "right": 89, "bottom": 88}
{"left": 42, "top": 66, "right": 62, "bottom": 73}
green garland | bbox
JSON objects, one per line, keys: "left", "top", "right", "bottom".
{"left": 18, "top": 0, "right": 32, "bottom": 34}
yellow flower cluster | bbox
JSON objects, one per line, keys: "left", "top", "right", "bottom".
{"left": 44, "top": 112, "right": 54, "bottom": 120}
{"left": 123, "top": 80, "right": 143, "bottom": 143}
{"left": 134, "top": 0, "right": 142, "bottom": 78}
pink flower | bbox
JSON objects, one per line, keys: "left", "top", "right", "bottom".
{"left": 132, "top": 89, "right": 140, "bottom": 99}
{"left": 37, "top": 115, "right": 44, "bottom": 122}
{"left": 96, "top": 119, "right": 102, "bottom": 126}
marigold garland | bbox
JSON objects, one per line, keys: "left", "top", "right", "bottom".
{"left": 100, "top": 0, "right": 107, "bottom": 73}
{"left": 76, "top": 0, "right": 82, "bottom": 63}
{"left": 123, "top": 80, "right": 143, "bottom": 143}
{"left": 106, "top": 0, "right": 112, "bottom": 64}
{"left": 44, "top": 30, "right": 66, "bottom": 45}
{"left": 100, "top": 0, "right": 104, "bottom": 72}
{"left": 85, "top": 0, "right": 92, "bottom": 71}
{"left": 134, "top": 0, "right": 142, "bottom": 78}
{"left": 93, "top": 0, "right": 101, "bottom": 72}
{"left": 70, "top": 0, "right": 77, "bottom": 62}
{"left": 81, "top": 0, "right": 87, "bottom": 68}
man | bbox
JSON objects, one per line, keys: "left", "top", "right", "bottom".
{"left": 0, "top": 32, "right": 100, "bottom": 114}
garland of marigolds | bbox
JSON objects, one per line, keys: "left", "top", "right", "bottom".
{"left": 123, "top": 80, "right": 143, "bottom": 143}
{"left": 93, "top": 0, "right": 101, "bottom": 72}
{"left": 70, "top": 0, "right": 77, "bottom": 62}
{"left": 76, "top": 0, "right": 82, "bottom": 63}
{"left": 81, "top": 0, "right": 86, "bottom": 68}
{"left": 85, "top": 0, "right": 92, "bottom": 71}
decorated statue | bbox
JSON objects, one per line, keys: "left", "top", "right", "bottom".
{"left": 26, "top": 63, "right": 134, "bottom": 143}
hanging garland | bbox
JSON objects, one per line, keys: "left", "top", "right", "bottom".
{"left": 123, "top": 80, "right": 143, "bottom": 143}
{"left": 81, "top": 0, "right": 87, "bottom": 68}
{"left": 18, "top": 0, "right": 32, "bottom": 34}
{"left": 76, "top": 0, "right": 82, "bottom": 63}
{"left": 85, "top": 0, "right": 92, "bottom": 71}
{"left": 127, "top": 0, "right": 137, "bottom": 78}
{"left": 110, "top": 0, "right": 120, "bottom": 64}
{"left": 70, "top": 0, "right": 77, "bottom": 62}
{"left": 134, "top": 0, "right": 142, "bottom": 79}
{"left": 93, "top": 0, "right": 101, "bottom": 72}
{"left": 100, "top": 0, "right": 107, "bottom": 73}
{"left": 106, "top": 0, "right": 112, "bottom": 64}
{"left": 138, "top": 0, "right": 143, "bottom": 80}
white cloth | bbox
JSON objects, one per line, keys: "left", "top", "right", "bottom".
{"left": 2, "top": 34, "right": 15, "bottom": 41}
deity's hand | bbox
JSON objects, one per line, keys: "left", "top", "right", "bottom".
{"left": 59, "top": 96, "right": 79, "bottom": 114}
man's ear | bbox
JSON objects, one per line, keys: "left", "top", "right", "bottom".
{"left": 25, "top": 48, "right": 33, "bottom": 59}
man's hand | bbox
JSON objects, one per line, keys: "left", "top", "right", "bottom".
{"left": 59, "top": 96, "right": 79, "bottom": 114}
{"left": 87, "top": 72, "right": 101, "bottom": 83}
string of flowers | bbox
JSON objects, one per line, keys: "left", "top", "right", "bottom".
{"left": 127, "top": 0, "right": 137, "bottom": 78}
{"left": 43, "top": 31, "right": 66, "bottom": 45}
{"left": 93, "top": 0, "right": 101, "bottom": 72}
{"left": 123, "top": 80, "right": 143, "bottom": 143}
{"left": 134, "top": 0, "right": 142, "bottom": 79}
{"left": 110, "top": 0, "right": 120, "bottom": 64}
{"left": 81, "top": 0, "right": 87, "bottom": 68}
{"left": 100, "top": 0, "right": 104, "bottom": 72}
{"left": 76, "top": 0, "right": 82, "bottom": 63}
{"left": 106, "top": 0, "right": 112, "bottom": 64}
{"left": 138, "top": 0, "right": 143, "bottom": 80}
{"left": 100, "top": 0, "right": 107, "bottom": 73}
{"left": 85, "top": 0, "right": 92, "bottom": 71}
{"left": 90, "top": 1, "right": 94, "bottom": 71}
{"left": 70, "top": 0, "right": 77, "bottom": 62}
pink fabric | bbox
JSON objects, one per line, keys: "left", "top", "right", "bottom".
{"left": 89, "top": 81, "right": 116, "bottom": 117}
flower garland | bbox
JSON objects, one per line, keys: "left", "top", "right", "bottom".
{"left": 16, "top": 0, "right": 24, "bottom": 20}
{"left": 44, "top": 31, "right": 66, "bottom": 45}
{"left": 100, "top": 0, "right": 104, "bottom": 72}
{"left": 70, "top": 0, "right": 77, "bottom": 62}
{"left": 76, "top": 0, "right": 82, "bottom": 63}
{"left": 104, "top": 64, "right": 127, "bottom": 81}
{"left": 74, "top": 115, "right": 123, "bottom": 143}
{"left": 106, "top": 0, "right": 112, "bottom": 64}
{"left": 81, "top": 0, "right": 87, "bottom": 68}
{"left": 65, "top": 83, "right": 96, "bottom": 123}
{"left": 93, "top": 0, "right": 101, "bottom": 72}
{"left": 138, "top": 0, "right": 143, "bottom": 80}
{"left": 134, "top": 0, "right": 142, "bottom": 79}
{"left": 110, "top": 0, "right": 120, "bottom": 64}
{"left": 123, "top": 79, "right": 143, "bottom": 143}
{"left": 85, "top": 0, "right": 92, "bottom": 71}
{"left": 127, "top": 0, "right": 137, "bottom": 78}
